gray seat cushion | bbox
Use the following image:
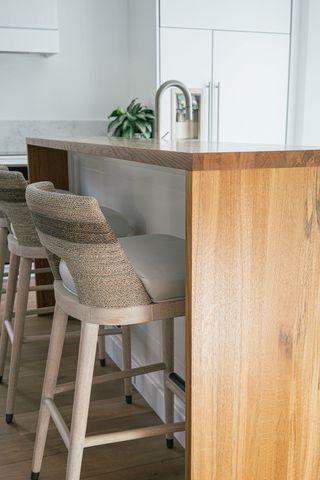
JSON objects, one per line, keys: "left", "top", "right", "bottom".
{"left": 59, "top": 234, "right": 185, "bottom": 303}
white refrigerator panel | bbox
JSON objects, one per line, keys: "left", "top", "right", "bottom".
{"left": 212, "top": 31, "right": 290, "bottom": 144}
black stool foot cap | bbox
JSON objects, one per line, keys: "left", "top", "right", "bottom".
{"left": 0, "top": 375, "right": 2, "bottom": 383}
{"left": 125, "top": 395, "right": 132, "bottom": 405}
{"left": 31, "top": 472, "right": 40, "bottom": 480}
{"left": 99, "top": 358, "right": 106, "bottom": 367}
{"left": 5, "top": 413, "right": 13, "bottom": 424}
{"left": 166, "top": 438, "right": 174, "bottom": 449}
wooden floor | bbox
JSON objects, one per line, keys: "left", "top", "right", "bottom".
{"left": 0, "top": 288, "right": 185, "bottom": 479}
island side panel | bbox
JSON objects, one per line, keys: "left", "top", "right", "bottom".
{"left": 28, "top": 145, "right": 69, "bottom": 308}
{"left": 186, "top": 166, "right": 320, "bottom": 479}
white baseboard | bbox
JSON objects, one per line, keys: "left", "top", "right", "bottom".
{"left": 105, "top": 335, "right": 185, "bottom": 447}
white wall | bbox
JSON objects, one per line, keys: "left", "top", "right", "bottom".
{"left": 291, "top": 0, "right": 320, "bottom": 145}
{"left": 128, "top": 0, "right": 159, "bottom": 107}
{"left": 0, "top": 0, "right": 130, "bottom": 120}
{"left": 299, "top": 0, "right": 320, "bottom": 145}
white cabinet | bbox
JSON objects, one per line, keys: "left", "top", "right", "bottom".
{"left": 160, "top": 28, "right": 212, "bottom": 88}
{"left": 212, "top": 31, "right": 290, "bottom": 144}
{"left": 0, "top": 0, "right": 58, "bottom": 29}
{"left": 160, "top": 27, "right": 212, "bottom": 139}
{"left": 0, "top": 0, "right": 59, "bottom": 54}
{"left": 159, "top": 27, "right": 290, "bottom": 144}
{"left": 160, "top": 0, "right": 291, "bottom": 34}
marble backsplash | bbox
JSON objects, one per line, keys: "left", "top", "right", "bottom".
{"left": 0, "top": 120, "right": 107, "bottom": 154}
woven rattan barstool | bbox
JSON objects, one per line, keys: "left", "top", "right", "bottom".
{"left": 0, "top": 166, "right": 10, "bottom": 311}
{"left": 0, "top": 171, "right": 133, "bottom": 425}
{"left": 26, "top": 182, "right": 186, "bottom": 480}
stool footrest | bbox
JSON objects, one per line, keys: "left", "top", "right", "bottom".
{"left": 28, "top": 284, "right": 54, "bottom": 292}
{"left": 55, "top": 362, "right": 166, "bottom": 395}
{"left": 4, "top": 320, "right": 13, "bottom": 343}
{"left": 3, "top": 321, "right": 121, "bottom": 346}
{"left": 44, "top": 398, "right": 185, "bottom": 451}
{"left": 166, "top": 373, "right": 185, "bottom": 401}
{"left": 84, "top": 421, "right": 186, "bottom": 448}
{"left": 24, "top": 306, "right": 55, "bottom": 316}
{"left": 2, "top": 284, "right": 53, "bottom": 295}
{"left": 23, "top": 330, "right": 81, "bottom": 344}
{"left": 44, "top": 399, "right": 70, "bottom": 449}
{"left": 4, "top": 320, "right": 82, "bottom": 344}
{"left": 31, "top": 267, "right": 52, "bottom": 274}
{"left": 168, "top": 372, "right": 185, "bottom": 392}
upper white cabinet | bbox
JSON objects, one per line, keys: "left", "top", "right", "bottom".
{"left": 212, "top": 31, "right": 290, "bottom": 144}
{"left": 0, "top": 0, "right": 59, "bottom": 54}
{"left": 160, "top": 0, "right": 291, "bottom": 34}
{"left": 160, "top": 28, "right": 212, "bottom": 88}
{"left": 160, "top": 28, "right": 212, "bottom": 139}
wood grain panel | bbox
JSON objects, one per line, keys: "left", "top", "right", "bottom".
{"left": 186, "top": 167, "right": 320, "bottom": 479}
{"left": 26, "top": 136, "right": 320, "bottom": 172}
{"left": 192, "top": 149, "right": 320, "bottom": 171}
{"left": 27, "top": 145, "right": 69, "bottom": 190}
{"left": 27, "top": 145, "right": 69, "bottom": 308}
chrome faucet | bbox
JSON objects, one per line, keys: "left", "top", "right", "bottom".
{"left": 154, "top": 80, "right": 193, "bottom": 139}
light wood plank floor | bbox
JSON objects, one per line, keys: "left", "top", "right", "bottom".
{"left": 0, "top": 287, "right": 185, "bottom": 479}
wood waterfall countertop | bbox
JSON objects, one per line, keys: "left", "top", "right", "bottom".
{"left": 26, "top": 136, "right": 320, "bottom": 171}
{"left": 27, "top": 136, "right": 320, "bottom": 479}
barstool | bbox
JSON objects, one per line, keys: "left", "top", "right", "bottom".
{"left": 0, "top": 165, "right": 10, "bottom": 311}
{"left": 0, "top": 171, "right": 133, "bottom": 424}
{"left": 26, "top": 182, "right": 186, "bottom": 480}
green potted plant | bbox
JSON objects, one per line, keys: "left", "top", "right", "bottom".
{"left": 107, "top": 99, "right": 155, "bottom": 139}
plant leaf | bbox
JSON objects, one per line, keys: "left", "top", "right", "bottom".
{"left": 136, "top": 113, "right": 147, "bottom": 121}
{"left": 107, "top": 118, "right": 121, "bottom": 132}
{"left": 132, "top": 103, "right": 142, "bottom": 115}
{"left": 126, "top": 112, "right": 136, "bottom": 122}
{"left": 135, "top": 120, "right": 148, "bottom": 136}
{"left": 127, "top": 98, "right": 138, "bottom": 113}
{"left": 108, "top": 107, "right": 125, "bottom": 119}
{"left": 114, "top": 125, "right": 123, "bottom": 137}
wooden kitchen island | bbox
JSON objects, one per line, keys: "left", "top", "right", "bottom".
{"left": 27, "top": 136, "right": 320, "bottom": 480}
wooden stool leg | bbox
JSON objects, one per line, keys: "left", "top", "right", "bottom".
{"left": 162, "top": 318, "right": 174, "bottom": 448}
{"left": 0, "top": 253, "right": 20, "bottom": 383}
{"left": 31, "top": 304, "right": 68, "bottom": 479}
{"left": 5, "top": 256, "right": 32, "bottom": 423}
{"left": 0, "top": 226, "right": 8, "bottom": 309}
{"left": 98, "top": 334, "right": 106, "bottom": 367}
{"left": 66, "top": 322, "right": 99, "bottom": 480}
{"left": 122, "top": 325, "right": 132, "bottom": 404}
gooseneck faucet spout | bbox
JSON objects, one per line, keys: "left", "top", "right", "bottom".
{"left": 154, "top": 80, "right": 193, "bottom": 140}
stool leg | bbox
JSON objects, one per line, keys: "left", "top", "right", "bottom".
{"left": 31, "top": 304, "right": 68, "bottom": 480}
{"left": 122, "top": 325, "right": 132, "bottom": 404}
{"left": 5, "top": 256, "right": 32, "bottom": 423}
{"left": 162, "top": 318, "right": 174, "bottom": 449}
{"left": 0, "top": 226, "right": 8, "bottom": 309}
{"left": 98, "top": 333, "right": 106, "bottom": 367}
{"left": 66, "top": 322, "right": 99, "bottom": 480}
{"left": 0, "top": 253, "right": 20, "bottom": 383}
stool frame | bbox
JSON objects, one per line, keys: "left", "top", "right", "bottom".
{"left": 31, "top": 281, "right": 185, "bottom": 480}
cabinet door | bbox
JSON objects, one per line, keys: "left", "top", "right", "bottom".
{"left": 212, "top": 31, "right": 290, "bottom": 144}
{"left": 0, "top": 0, "right": 58, "bottom": 29}
{"left": 160, "top": 27, "right": 212, "bottom": 139}
{"left": 160, "top": 0, "right": 291, "bottom": 34}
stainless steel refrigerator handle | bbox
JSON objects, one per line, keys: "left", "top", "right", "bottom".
{"left": 214, "top": 82, "right": 221, "bottom": 144}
